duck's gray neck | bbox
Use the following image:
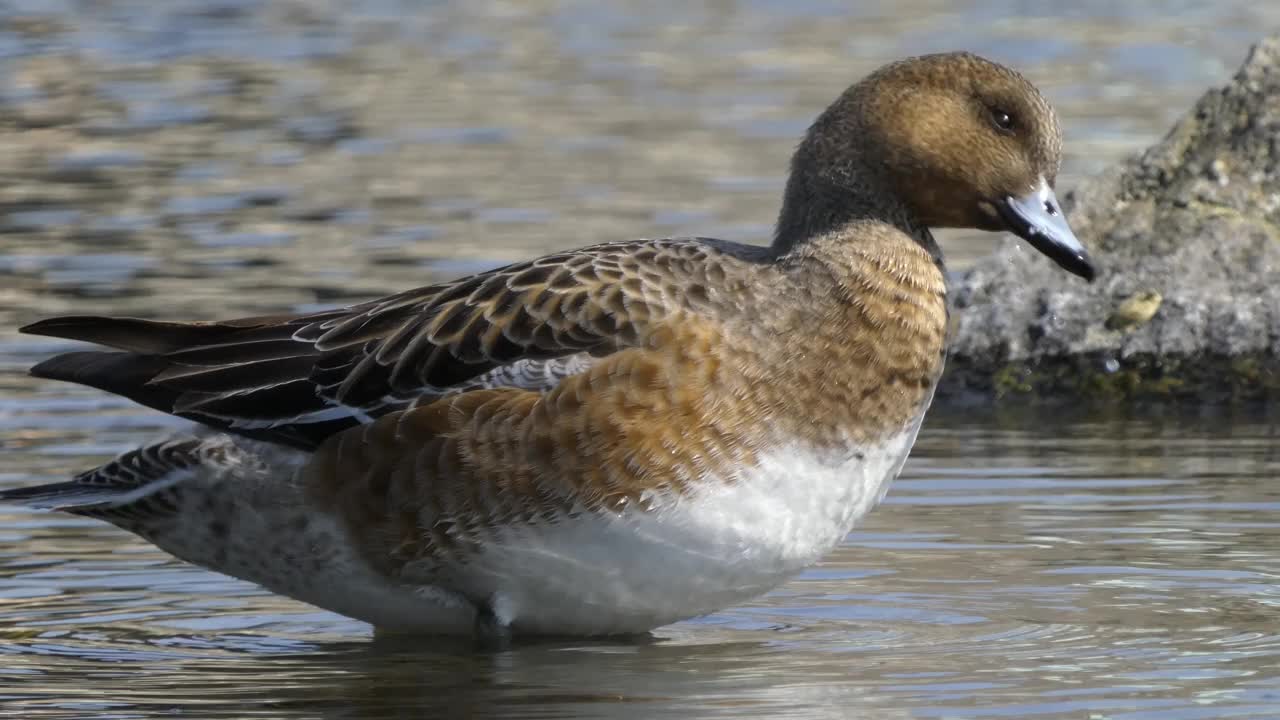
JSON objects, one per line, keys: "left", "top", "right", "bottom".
{"left": 770, "top": 123, "right": 928, "bottom": 259}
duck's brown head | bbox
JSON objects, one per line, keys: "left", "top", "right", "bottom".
{"left": 781, "top": 51, "right": 1093, "bottom": 281}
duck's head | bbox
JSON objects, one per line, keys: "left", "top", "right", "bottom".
{"left": 785, "top": 51, "right": 1094, "bottom": 281}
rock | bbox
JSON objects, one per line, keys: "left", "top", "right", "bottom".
{"left": 940, "top": 36, "right": 1280, "bottom": 406}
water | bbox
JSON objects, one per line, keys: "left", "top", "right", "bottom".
{"left": 2, "top": 406, "right": 1278, "bottom": 718}
{"left": 1, "top": 1, "right": 1279, "bottom": 718}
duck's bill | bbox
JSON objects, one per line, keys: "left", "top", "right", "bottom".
{"left": 997, "top": 183, "right": 1095, "bottom": 282}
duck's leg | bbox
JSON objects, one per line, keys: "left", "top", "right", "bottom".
{"left": 473, "top": 596, "right": 513, "bottom": 650}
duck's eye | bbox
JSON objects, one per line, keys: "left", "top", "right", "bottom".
{"left": 991, "top": 109, "right": 1015, "bottom": 132}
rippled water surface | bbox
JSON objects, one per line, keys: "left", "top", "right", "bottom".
{"left": 1, "top": 1, "right": 1280, "bottom": 718}
{"left": 3, "top": 405, "right": 1279, "bottom": 719}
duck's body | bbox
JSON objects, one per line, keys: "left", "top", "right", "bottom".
{"left": 2, "top": 52, "right": 1091, "bottom": 639}
{"left": 91, "top": 410, "right": 920, "bottom": 636}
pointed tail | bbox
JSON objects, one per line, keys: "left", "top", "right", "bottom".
{"left": 0, "top": 438, "right": 207, "bottom": 523}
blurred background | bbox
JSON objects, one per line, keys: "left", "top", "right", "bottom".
{"left": 1, "top": 3, "right": 1279, "bottom": 719}
{"left": 0, "top": 0, "right": 1273, "bottom": 324}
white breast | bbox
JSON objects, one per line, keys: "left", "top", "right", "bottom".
{"left": 449, "top": 420, "right": 925, "bottom": 636}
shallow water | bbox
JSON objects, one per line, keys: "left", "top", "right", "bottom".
{"left": 2, "top": 1, "right": 1280, "bottom": 718}
{"left": 3, "top": 404, "right": 1279, "bottom": 719}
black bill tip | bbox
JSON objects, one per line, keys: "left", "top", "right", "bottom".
{"left": 996, "top": 182, "right": 1095, "bottom": 282}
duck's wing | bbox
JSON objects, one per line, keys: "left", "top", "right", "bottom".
{"left": 21, "top": 238, "right": 741, "bottom": 449}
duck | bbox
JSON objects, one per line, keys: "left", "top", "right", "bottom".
{"left": 1, "top": 52, "right": 1093, "bottom": 640}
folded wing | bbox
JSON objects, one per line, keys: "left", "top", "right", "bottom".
{"left": 22, "top": 238, "right": 730, "bottom": 449}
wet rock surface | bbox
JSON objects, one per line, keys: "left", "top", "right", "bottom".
{"left": 941, "top": 36, "right": 1280, "bottom": 406}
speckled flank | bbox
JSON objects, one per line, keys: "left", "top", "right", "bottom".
{"left": 71, "top": 434, "right": 482, "bottom": 633}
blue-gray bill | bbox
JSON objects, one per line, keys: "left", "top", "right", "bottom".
{"left": 998, "top": 184, "right": 1095, "bottom": 282}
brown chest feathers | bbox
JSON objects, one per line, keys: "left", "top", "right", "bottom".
{"left": 716, "top": 223, "right": 949, "bottom": 452}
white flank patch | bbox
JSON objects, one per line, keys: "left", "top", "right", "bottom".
{"left": 440, "top": 420, "right": 926, "bottom": 635}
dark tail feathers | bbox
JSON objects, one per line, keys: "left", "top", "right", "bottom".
{"left": 0, "top": 438, "right": 205, "bottom": 521}
{"left": 21, "top": 315, "right": 338, "bottom": 450}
